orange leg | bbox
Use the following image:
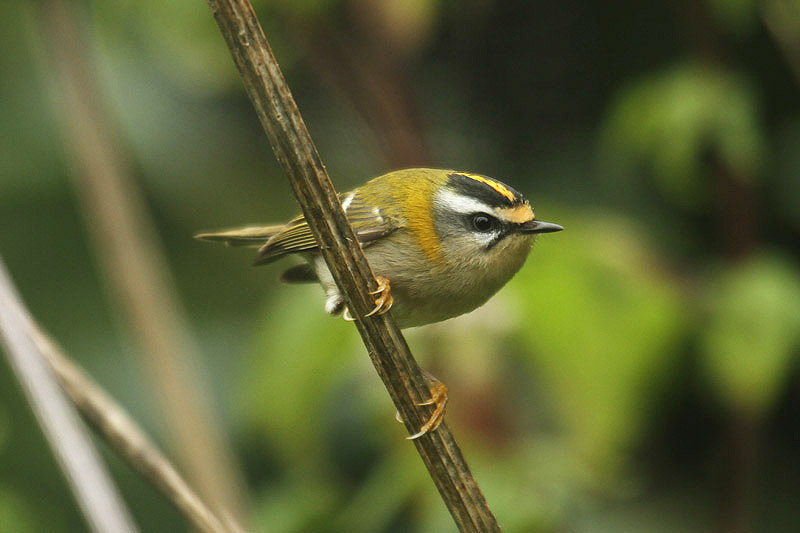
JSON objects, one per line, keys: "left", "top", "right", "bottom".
{"left": 365, "top": 276, "right": 393, "bottom": 317}
{"left": 400, "top": 369, "right": 449, "bottom": 440}
{"left": 343, "top": 275, "right": 394, "bottom": 321}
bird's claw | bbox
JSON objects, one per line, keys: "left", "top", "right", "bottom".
{"left": 342, "top": 276, "right": 393, "bottom": 321}
{"left": 365, "top": 276, "right": 393, "bottom": 317}
{"left": 396, "top": 371, "right": 449, "bottom": 440}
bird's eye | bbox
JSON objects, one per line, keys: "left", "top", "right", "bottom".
{"left": 471, "top": 213, "right": 496, "bottom": 232}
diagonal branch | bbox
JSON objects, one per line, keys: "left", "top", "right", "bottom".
{"left": 41, "top": 327, "right": 238, "bottom": 533}
{"left": 0, "top": 258, "right": 235, "bottom": 533}
{"left": 205, "top": 1, "right": 501, "bottom": 530}
{"left": 0, "top": 258, "right": 138, "bottom": 533}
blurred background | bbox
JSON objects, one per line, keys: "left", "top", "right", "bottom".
{"left": 1, "top": 0, "right": 800, "bottom": 531}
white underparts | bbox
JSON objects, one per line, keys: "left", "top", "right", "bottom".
{"left": 325, "top": 292, "right": 344, "bottom": 315}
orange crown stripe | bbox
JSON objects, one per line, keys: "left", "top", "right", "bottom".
{"left": 454, "top": 172, "right": 517, "bottom": 203}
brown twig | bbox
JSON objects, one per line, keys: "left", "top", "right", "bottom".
{"left": 205, "top": 1, "right": 501, "bottom": 530}
{"left": 0, "top": 258, "right": 138, "bottom": 533}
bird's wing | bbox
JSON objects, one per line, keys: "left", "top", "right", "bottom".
{"left": 254, "top": 192, "right": 399, "bottom": 265}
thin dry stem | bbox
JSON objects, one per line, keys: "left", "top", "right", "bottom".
{"left": 0, "top": 259, "right": 138, "bottom": 533}
{"left": 0, "top": 258, "right": 235, "bottom": 533}
{"left": 40, "top": 327, "right": 237, "bottom": 533}
{"left": 206, "top": 1, "right": 501, "bottom": 530}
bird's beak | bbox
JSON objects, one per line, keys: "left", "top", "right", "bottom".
{"left": 517, "top": 219, "right": 564, "bottom": 234}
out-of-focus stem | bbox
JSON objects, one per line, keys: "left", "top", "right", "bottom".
{"left": 0, "top": 258, "right": 138, "bottom": 533}
{"left": 40, "top": 324, "right": 236, "bottom": 533}
{"left": 36, "top": 1, "right": 250, "bottom": 528}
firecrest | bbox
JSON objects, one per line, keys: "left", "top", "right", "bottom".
{"left": 197, "top": 168, "right": 562, "bottom": 437}
{"left": 197, "top": 168, "right": 562, "bottom": 327}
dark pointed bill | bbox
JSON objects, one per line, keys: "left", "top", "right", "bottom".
{"left": 516, "top": 220, "right": 564, "bottom": 234}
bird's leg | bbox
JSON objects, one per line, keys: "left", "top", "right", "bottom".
{"left": 343, "top": 275, "right": 393, "bottom": 320}
{"left": 365, "top": 276, "right": 393, "bottom": 317}
{"left": 397, "top": 369, "right": 449, "bottom": 440}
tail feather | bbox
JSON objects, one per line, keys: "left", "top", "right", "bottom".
{"left": 194, "top": 225, "right": 283, "bottom": 247}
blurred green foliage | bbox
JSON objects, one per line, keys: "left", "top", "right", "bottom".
{"left": 513, "top": 211, "right": 686, "bottom": 474}
{"left": 0, "top": 487, "right": 38, "bottom": 533}
{"left": 701, "top": 251, "right": 800, "bottom": 417}
{"left": 708, "top": 0, "right": 759, "bottom": 35}
{"left": 2, "top": 0, "right": 800, "bottom": 531}
{"left": 601, "top": 63, "right": 765, "bottom": 208}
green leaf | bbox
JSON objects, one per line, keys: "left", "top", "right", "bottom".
{"left": 701, "top": 251, "right": 800, "bottom": 416}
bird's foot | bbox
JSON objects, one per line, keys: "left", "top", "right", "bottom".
{"left": 365, "top": 276, "right": 393, "bottom": 317}
{"left": 396, "top": 369, "right": 449, "bottom": 440}
{"left": 342, "top": 276, "right": 393, "bottom": 321}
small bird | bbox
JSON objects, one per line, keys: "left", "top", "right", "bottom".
{"left": 197, "top": 168, "right": 562, "bottom": 437}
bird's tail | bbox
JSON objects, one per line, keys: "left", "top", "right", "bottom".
{"left": 194, "top": 225, "right": 284, "bottom": 247}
